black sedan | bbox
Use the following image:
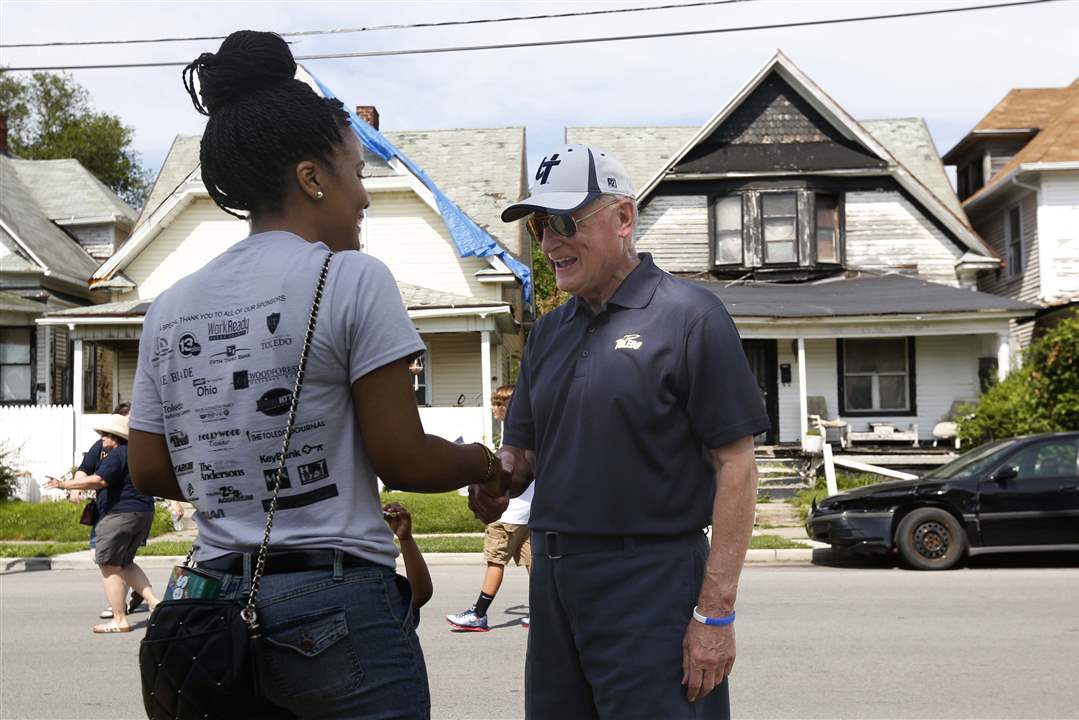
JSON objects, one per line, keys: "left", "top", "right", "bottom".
{"left": 806, "top": 432, "right": 1079, "bottom": 570}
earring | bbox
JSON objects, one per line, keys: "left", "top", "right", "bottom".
{"left": 315, "top": 191, "right": 324, "bottom": 199}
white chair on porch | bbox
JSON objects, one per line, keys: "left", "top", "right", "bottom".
{"left": 932, "top": 400, "right": 975, "bottom": 449}
{"left": 807, "top": 396, "right": 850, "bottom": 449}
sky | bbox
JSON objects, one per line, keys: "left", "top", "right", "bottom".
{"left": 1, "top": 0, "right": 1077, "bottom": 196}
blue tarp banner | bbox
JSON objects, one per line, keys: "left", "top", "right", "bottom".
{"left": 308, "top": 72, "right": 532, "bottom": 304}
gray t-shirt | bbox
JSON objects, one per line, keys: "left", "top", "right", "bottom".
{"left": 130, "top": 231, "right": 424, "bottom": 566}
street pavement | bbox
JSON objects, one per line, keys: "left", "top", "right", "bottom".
{"left": 2, "top": 556, "right": 1078, "bottom": 719}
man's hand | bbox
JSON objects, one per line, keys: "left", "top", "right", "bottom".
{"left": 496, "top": 445, "right": 534, "bottom": 498}
{"left": 682, "top": 620, "right": 736, "bottom": 702}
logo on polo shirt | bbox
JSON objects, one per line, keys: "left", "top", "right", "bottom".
{"left": 614, "top": 333, "right": 643, "bottom": 351}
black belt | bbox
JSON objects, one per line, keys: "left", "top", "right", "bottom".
{"left": 197, "top": 549, "right": 376, "bottom": 575}
{"left": 532, "top": 530, "right": 701, "bottom": 559}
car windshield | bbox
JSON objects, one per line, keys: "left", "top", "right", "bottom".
{"left": 924, "top": 438, "right": 1019, "bottom": 479}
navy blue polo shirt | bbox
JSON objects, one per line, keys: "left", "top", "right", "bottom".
{"left": 95, "top": 445, "right": 155, "bottom": 516}
{"left": 503, "top": 253, "right": 769, "bottom": 536}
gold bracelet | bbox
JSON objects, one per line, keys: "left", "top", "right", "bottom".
{"left": 473, "top": 443, "right": 496, "bottom": 485}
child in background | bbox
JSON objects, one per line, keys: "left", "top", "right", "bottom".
{"left": 383, "top": 501, "right": 432, "bottom": 624}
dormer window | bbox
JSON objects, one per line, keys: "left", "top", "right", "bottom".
{"left": 762, "top": 193, "right": 798, "bottom": 264}
{"left": 711, "top": 190, "right": 843, "bottom": 269}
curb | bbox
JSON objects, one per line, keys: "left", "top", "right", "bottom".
{"left": 2, "top": 548, "right": 833, "bottom": 573}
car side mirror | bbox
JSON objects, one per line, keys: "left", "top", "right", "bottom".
{"left": 992, "top": 465, "right": 1019, "bottom": 484}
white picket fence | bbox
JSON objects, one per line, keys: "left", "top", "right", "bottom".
{"left": 1, "top": 404, "right": 487, "bottom": 502}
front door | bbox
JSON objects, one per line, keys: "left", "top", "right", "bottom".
{"left": 978, "top": 436, "right": 1079, "bottom": 546}
{"left": 741, "top": 339, "right": 779, "bottom": 444}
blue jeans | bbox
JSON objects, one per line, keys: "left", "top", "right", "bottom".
{"left": 202, "top": 555, "right": 430, "bottom": 720}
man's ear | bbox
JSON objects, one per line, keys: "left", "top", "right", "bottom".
{"left": 616, "top": 199, "right": 637, "bottom": 240}
{"left": 293, "top": 160, "right": 323, "bottom": 201}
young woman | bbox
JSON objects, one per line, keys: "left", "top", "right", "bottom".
{"left": 128, "top": 30, "right": 505, "bottom": 719}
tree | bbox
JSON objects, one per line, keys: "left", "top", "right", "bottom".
{"left": 958, "top": 312, "right": 1079, "bottom": 446}
{"left": 0, "top": 71, "right": 150, "bottom": 208}
{"left": 532, "top": 240, "right": 568, "bottom": 316}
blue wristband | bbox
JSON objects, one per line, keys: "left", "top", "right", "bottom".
{"left": 692, "top": 606, "right": 735, "bottom": 627}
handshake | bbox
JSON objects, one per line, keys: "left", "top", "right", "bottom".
{"left": 467, "top": 446, "right": 533, "bottom": 524}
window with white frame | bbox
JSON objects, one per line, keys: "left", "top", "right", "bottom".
{"left": 840, "top": 338, "right": 913, "bottom": 414}
{"left": 713, "top": 195, "right": 743, "bottom": 265}
{"left": 1005, "top": 205, "right": 1023, "bottom": 278}
{"left": 761, "top": 192, "right": 798, "bottom": 264}
{"left": 1, "top": 327, "right": 33, "bottom": 403}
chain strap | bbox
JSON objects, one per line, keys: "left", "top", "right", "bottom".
{"left": 240, "top": 251, "right": 334, "bottom": 631}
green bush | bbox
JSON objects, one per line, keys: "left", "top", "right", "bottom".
{"left": 958, "top": 313, "right": 1079, "bottom": 445}
{"left": 0, "top": 501, "right": 171, "bottom": 541}
{"left": 0, "top": 443, "right": 21, "bottom": 501}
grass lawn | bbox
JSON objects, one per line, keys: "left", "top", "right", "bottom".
{"left": 0, "top": 541, "right": 87, "bottom": 557}
{"left": 750, "top": 534, "right": 808, "bottom": 550}
{"left": 379, "top": 491, "right": 485, "bottom": 534}
{"left": 0, "top": 501, "right": 173, "bottom": 542}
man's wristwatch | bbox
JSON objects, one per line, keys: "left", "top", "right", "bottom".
{"left": 692, "top": 606, "right": 736, "bottom": 627}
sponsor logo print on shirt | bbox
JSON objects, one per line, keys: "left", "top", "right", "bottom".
{"left": 260, "top": 335, "right": 293, "bottom": 351}
{"left": 256, "top": 388, "right": 293, "bottom": 416}
{"left": 199, "top": 462, "right": 246, "bottom": 481}
{"left": 263, "top": 467, "right": 292, "bottom": 491}
{"left": 185, "top": 482, "right": 199, "bottom": 501}
{"left": 207, "top": 317, "right": 250, "bottom": 342}
{"left": 259, "top": 449, "right": 301, "bottom": 464}
{"left": 152, "top": 337, "right": 174, "bottom": 366}
{"left": 178, "top": 332, "right": 202, "bottom": 357}
{"left": 174, "top": 461, "right": 194, "bottom": 476}
{"left": 196, "top": 403, "right": 232, "bottom": 423}
{"left": 161, "top": 368, "right": 193, "bottom": 386}
{"left": 233, "top": 365, "right": 297, "bottom": 390}
{"left": 192, "top": 376, "right": 223, "bottom": 398}
{"left": 209, "top": 345, "right": 251, "bottom": 366}
{"left": 261, "top": 484, "right": 338, "bottom": 512}
{"left": 298, "top": 459, "right": 329, "bottom": 485}
{"left": 168, "top": 429, "right": 191, "bottom": 450}
{"left": 200, "top": 508, "right": 225, "bottom": 519}
{"left": 163, "top": 401, "right": 188, "bottom": 420}
{"left": 245, "top": 419, "right": 326, "bottom": 443}
{"left": 198, "top": 428, "right": 241, "bottom": 449}
{"left": 208, "top": 484, "right": 252, "bottom": 505}
{"left": 266, "top": 313, "right": 281, "bottom": 334}
{"left": 614, "top": 333, "right": 643, "bottom": 351}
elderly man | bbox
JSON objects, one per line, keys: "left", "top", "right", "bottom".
{"left": 487, "top": 144, "right": 768, "bottom": 719}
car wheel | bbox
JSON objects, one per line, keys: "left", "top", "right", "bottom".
{"left": 895, "top": 508, "right": 966, "bottom": 571}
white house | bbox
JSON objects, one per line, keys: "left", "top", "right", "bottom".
{"left": 570, "top": 52, "right": 1038, "bottom": 449}
{"left": 38, "top": 103, "right": 531, "bottom": 451}
{"left": 943, "top": 76, "right": 1079, "bottom": 350}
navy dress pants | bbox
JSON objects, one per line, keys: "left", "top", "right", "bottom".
{"left": 526, "top": 531, "right": 731, "bottom": 720}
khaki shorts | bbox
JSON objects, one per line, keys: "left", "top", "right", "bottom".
{"left": 484, "top": 521, "right": 531, "bottom": 568}
{"left": 95, "top": 511, "right": 153, "bottom": 567}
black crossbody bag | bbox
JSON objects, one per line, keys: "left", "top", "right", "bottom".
{"left": 139, "top": 252, "right": 334, "bottom": 720}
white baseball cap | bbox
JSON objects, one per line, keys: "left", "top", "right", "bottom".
{"left": 501, "top": 144, "right": 635, "bottom": 222}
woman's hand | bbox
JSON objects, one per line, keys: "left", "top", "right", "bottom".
{"left": 382, "top": 502, "right": 413, "bottom": 541}
{"left": 44, "top": 476, "right": 66, "bottom": 490}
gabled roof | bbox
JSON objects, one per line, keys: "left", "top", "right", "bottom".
{"left": 9, "top": 158, "right": 136, "bottom": 226}
{"left": 695, "top": 273, "right": 1036, "bottom": 318}
{"left": 0, "top": 155, "right": 99, "bottom": 284}
{"left": 974, "top": 83, "right": 1075, "bottom": 132}
{"left": 962, "top": 78, "right": 1079, "bottom": 207}
{"left": 625, "top": 51, "right": 989, "bottom": 258}
{"left": 134, "top": 135, "right": 201, "bottom": 229}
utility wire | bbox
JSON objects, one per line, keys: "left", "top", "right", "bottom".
{"left": 0, "top": 0, "right": 1059, "bottom": 72}
{"left": 0, "top": 0, "right": 753, "bottom": 49}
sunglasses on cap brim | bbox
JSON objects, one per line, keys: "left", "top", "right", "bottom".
{"left": 526, "top": 199, "right": 621, "bottom": 241}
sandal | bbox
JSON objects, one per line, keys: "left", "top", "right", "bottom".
{"left": 92, "top": 622, "right": 132, "bottom": 634}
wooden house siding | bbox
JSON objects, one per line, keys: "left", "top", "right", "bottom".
{"left": 975, "top": 193, "right": 1040, "bottom": 303}
{"left": 843, "top": 191, "right": 964, "bottom": 286}
{"left": 635, "top": 195, "right": 711, "bottom": 271}
{"left": 428, "top": 333, "right": 483, "bottom": 408}
{"left": 775, "top": 334, "right": 987, "bottom": 443}
{"left": 1039, "top": 174, "right": 1079, "bottom": 299}
{"left": 364, "top": 191, "right": 499, "bottom": 302}
{"left": 125, "top": 198, "right": 247, "bottom": 300}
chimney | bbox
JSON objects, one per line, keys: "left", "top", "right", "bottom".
{"left": 0, "top": 113, "right": 8, "bottom": 155}
{"left": 355, "top": 106, "right": 379, "bottom": 130}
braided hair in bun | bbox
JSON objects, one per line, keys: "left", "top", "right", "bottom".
{"left": 182, "top": 30, "right": 350, "bottom": 218}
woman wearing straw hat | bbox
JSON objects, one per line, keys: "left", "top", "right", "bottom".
{"left": 48, "top": 413, "right": 160, "bottom": 633}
